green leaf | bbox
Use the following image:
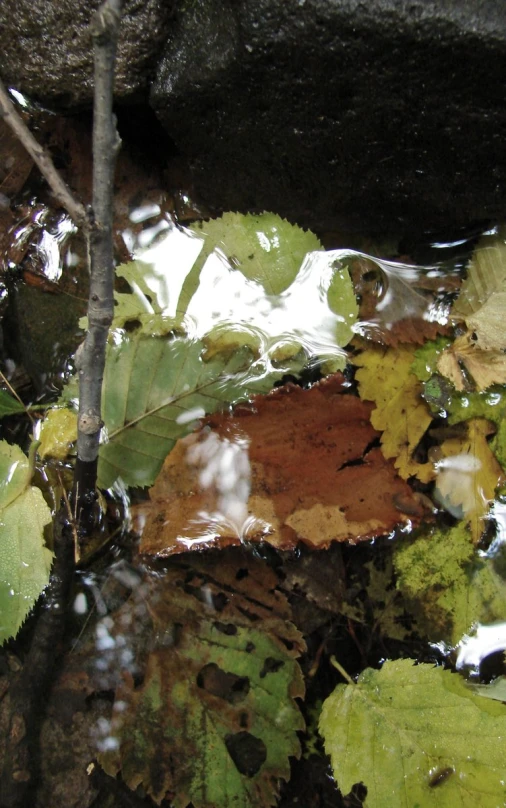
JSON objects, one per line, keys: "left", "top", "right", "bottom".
{"left": 0, "top": 486, "right": 53, "bottom": 643}
{"left": 0, "top": 388, "right": 25, "bottom": 418}
{"left": 393, "top": 524, "right": 506, "bottom": 644}
{"left": 471, "top": 676, "right": 506, "bottom": 703}
{"left": 0, "top": 440, "right": 31, "bottom": 509}
{"left": 99, "top": 552, "right": 305, "bottom": 807}
{"left": 319, "top": 659, "right": 506, "bottom": 808}
{"left": 98, "top": 334, "right": 284, "bottom": 489}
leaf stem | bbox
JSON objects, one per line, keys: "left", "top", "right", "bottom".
{"left": 330, "top": 655, "right": 356, "bottom": 685}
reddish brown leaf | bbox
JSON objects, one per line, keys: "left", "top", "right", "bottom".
{"left": 138, "top": 375, "right": 423, "bottom": 556}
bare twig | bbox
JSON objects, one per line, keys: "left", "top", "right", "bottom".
{"left": 0, "top": 79, "right": 88, "bottom": 228}
{"left": 74, "top": 0, "right": 123, "bottom": 526}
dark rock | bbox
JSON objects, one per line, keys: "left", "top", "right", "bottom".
{"left": 151, "top": 0, "right": 506, "bottom": 236}
{"left": 0, "top": 0, "right": 175, "bottom": 108}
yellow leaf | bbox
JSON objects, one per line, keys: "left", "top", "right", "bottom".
{"left": 354, "top": 344, "right": 434, "bottom": 483}
{"left": 434, "top": 418, "right": 504, "bottom": 543}
{"left": 437, "top": 334, "right": 506, "bottom": 391}
{"left": 39, "top": 408, "right": 78, "bottom": 460}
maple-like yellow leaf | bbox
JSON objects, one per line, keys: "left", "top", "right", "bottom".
{"left": 434, "top": 418, "right": 505, "bottom": 543}
{"left": 437, "top": 334, "right": 506, "bottom": 392}
{"left": 354, "top": 344, "right": 434, "bottom": 483}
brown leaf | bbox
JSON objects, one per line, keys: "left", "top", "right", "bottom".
{"left": 138, "top": 375, "right": 423, "bottom": 556}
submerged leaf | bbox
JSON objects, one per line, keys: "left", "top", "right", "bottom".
{"left": 99, "top": 551, "right": 305, "bottom": 807}
{"left": 437, "top": 334, "right": 506, "bottom": 392}
{"left": 319, "top": 659, "right": 506, "bottom": 808}
{"left": 354, "top": 343, "right": 434, "bottom": 482}
{"left": 433, "top": 418, "right": 504, "bottom": 543}
{"left": 98, "top": 334, "right": 281, "bottom": 489}
{"left": 137, "top": 375, "right": 423, "bottom": 556}
{"left": 38, "top": 407, "right": 78, "bottom": 460}
{"left": 394, "top": 523, "right": 506, "bottom": 644}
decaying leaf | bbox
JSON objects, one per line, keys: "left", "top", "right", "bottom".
{"left": 433, "top": 418, "right": 504, "bottom": 543}
{"left": 98, "top": 550, "right": 305, "bottom": 807}
{"left": 0, "top": 440, "right": 53, "bottom": 643}
{"left": 319, "top": 659, "right": 506, "bottom": 808}
{"left": 137, "top": 375, "right": 424, "bottom": 557}
{"left": 437, "top": 334, "right": 506, "bottom": 392}
{"left": 354, "top": 343, "right": 435, "bottom": 482}
{"left": 394, "top": 523, "right": 506, "bottom": 645}
{"left": 451, "top": 236, "right": 506, "bottom": 352}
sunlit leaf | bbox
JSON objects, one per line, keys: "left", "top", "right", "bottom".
{"left": 38, "top": 407, "right": 78, "bottom": 460}
{"left": 354, "top": 343, "right": 435, "bottom": 482}
{"left": 434, "top": 418, "right": 504, "bottom": 543}
{"left": 0, "top": 442, "right": 53, "bottom": 643}
{"left": 137, "top": 375, "right": 423, "bottom": 556}
{"left": 99, "top": 551, "right": 305, "bottom": 807}
{"left": 319, "top": 659, "right": 506, "bottom": 808}
{"left": 0, "top": 388, "right": 25, "bottom": 418}
{"left": 98, "top": 334, "right": 282, "bottom": 489}
{"left": 393, "top": 523, "right": 506, "bottom": 645}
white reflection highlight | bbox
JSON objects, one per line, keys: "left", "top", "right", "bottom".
{"left": 456, "top": 622, "right": 506, "bottom": 670}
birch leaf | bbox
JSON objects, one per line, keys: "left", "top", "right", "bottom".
{"left": 98, "top": 334, "right": 282, "bottom": 490}
{"left": 319, "top": 659, "right": 506, "bottom": 808}
{"left": 0, "top": 442, "right": 53, "bottom": 644}
{"left": 354, "top": 344, "right": 434, "bottom": 482}
{"left": 434, "top": 418, "right": 504, "bottom": 543}
{"left": 99, "top": 553, "right": 305, "bottom": 807}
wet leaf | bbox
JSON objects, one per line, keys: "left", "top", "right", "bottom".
{"left": 137, "top": 375, "right": 423, "bottom": 556}
{"left": 319, "top": 659, "right": 506, "bottom": 808}
{"left": 0, "top": 388, "right": 25, "bottom": 418}
{"left": 433, "top": 418, "right": 504, "bottom": 543}
{"left": 437, "top": 334, "right": 506, "bottom": 392}
{"left": 0, "top": 440, "right": 53, "bottom": 643}
{"left": 38, "top": 407, "right": 78, "bottom": 460}
{"left": 471, "top": 677, "right": 506, "bottom": 703}
{"left": 445, "top": 388, "right": 506, "bottom": 473}
{"left": 394, "top": 523, "right": 506, "bottom": 645}
{"left": 451, "top": 236, "right": 506, "bottom": 351}
{"left": 354, "top": 343, "right": 435, "bottom": 482}
{"left": 98, "top": 334, "right": 283, "bottom": 489}
{"left": 99, "top": 551, "right": 305, "bottom": 807}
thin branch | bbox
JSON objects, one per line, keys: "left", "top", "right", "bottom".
{"left": 0, "top": 79, "right": 88, "bottom": 228}
{"left": 74, "top": 0, "right": 123, "bottom": 525}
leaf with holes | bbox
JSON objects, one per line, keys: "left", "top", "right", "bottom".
{"left": 319, "top": 659, "right": 506, "bottom": 808}
{"left": 98, "top": 550, "right": 305, "bottom": 807}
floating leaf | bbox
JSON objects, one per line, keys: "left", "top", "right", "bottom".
{"left": 394, "top": 523, "right": 506, "bottom": 644}
{"left": 354, "top": 343, "right": 434, "bottom": 482}
{"left": 38, "top": 407, "right": 78, "bottom": 460}
{"left": 433, "top": 418, "right": 504, "bottom": 543}
{"left": 137, "top": 375, "right": 423, "bottom": 557}
{"left": 319, "top": 659, "right": 506, "bottom": 808}
{"left": 0, "top": 388, "right": 25, "bottom": 418}
{"left": 0, "top": 439, "right": 53, "bottom": 643}
{"left": 98, "top": 334, "right": 283, "bottom": 489}
{"left": 99, "top": 551, "right": 305, "bottom": 807}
